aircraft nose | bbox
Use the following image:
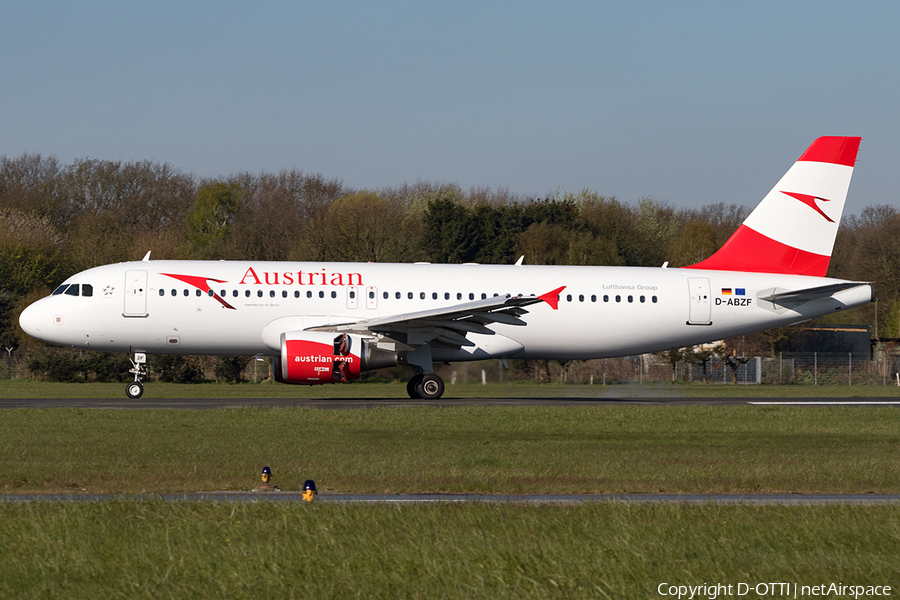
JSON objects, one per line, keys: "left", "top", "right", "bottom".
{"left": 19, "top": 300, "right": 48, "bottom": 342}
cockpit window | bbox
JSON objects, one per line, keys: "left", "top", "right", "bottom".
{"left": 52, "top": 285, "right": 69, "bottom": 295}
{"left": 64, "top": 285, "right": 79, "bottom": 296}
{"left": 82, "top": 284, "right": 93, "bottom": 297}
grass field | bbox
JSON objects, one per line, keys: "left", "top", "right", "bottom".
{"left": 3, "top": 379, "right": 900, "bottom": 398}
{"left": 0, "top": 501, "right": 897, "bottom": 599}
{"left": 1, "top": 405, "right": 898, "bottom": 494}
{"left": 2, "top": 393, "right": 898, "bottom": 597}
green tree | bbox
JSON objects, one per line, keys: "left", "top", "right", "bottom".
{"left": 668, "top": 221, "right": 719, "bottom": 267}
{"left": 186, "top": 182, "right": 243, "bottom": 258}
{"left": 0, "top": 210, "right": 66, "bottom": 295}
{"left": 303, "top": 191, "right": 424, "bottom": 262}
{"left": 422, "top": 197, "right": 475, "bottom": 263}
{"left": 215, "top": 355, "right": 249, "bottom": 383}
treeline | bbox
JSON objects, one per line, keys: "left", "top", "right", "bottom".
{"left": 1, "top": 153, "right": 894, "bottom": 354}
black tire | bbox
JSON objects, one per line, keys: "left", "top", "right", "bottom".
{"left": 125, "top": 381, "right": 144, "bottom": 399}
{"left": 416, "top": 374, "right": 444, "bottom": 400}
{"left": 406, "top": 374, "right": 423, "bottom": 399}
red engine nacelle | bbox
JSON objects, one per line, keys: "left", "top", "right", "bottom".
{"left": 274, "top": 331, "right": 397, "bottom": 385}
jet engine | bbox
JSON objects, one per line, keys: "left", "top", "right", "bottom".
{"left": 274, "top": 331, "right": 397, "bottom": 385}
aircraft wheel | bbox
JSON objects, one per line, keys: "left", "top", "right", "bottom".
{"left": 125, "top": 381, "right": 144, "bottom": 399}
{"left": 416, "top": 374, "right": 444, "bottom": 400}
{"left": 406, "top": 374, "right": 423, "bottom": 399}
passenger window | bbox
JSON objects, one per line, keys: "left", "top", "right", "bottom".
{"left": 233, "top": 290, "right": 238, "bottom": 297}
{"left": 307, "top": 291, "right": 313, "bottom": 298}
{"left": 578, "top": 294, "right": 584, "bottom": 302}
{"left": 245, "top": 290, "right": 251, "bottom": 297}
{"left": 652, "top": 296, "right": 658, "bottom": 303}
{"left": 196, "top": 290, "right": 202, "bottom": 297}
{"left": 469, "top": 293, "right": 474, "bottom": 300}
{"left": 350, "top": 291, "right": 356, "bottom": 299}
{"left": 444, "top": 293, "right": 450, "bottom": 300}
{"left": 603, "top": 295, "right": 609, "bottom": 302}
{"left": 171, "top": 289, "right": 177, "bottom": 296}
{"left": 640, "top": 295, "right": 645, "bottom": 303}
{"left": 294, "top": 291, "right": 300, "bottom": 298}
{"left": 615, "top": 295, "right": 621, "bottom": 302}
{"left": 257, "top": 290, "right": 263, "bottom": 298}
{"left": 591, "top": 295, "right": 596, "bottom": 302}
{"left": 183, "top": 290, "right": 189, "bottom": 297}
{"left": 432, "top": 292, "right": 438, "bottom": 300}
{"left": 369, "top": 291, "right": 375, "bottom": 299}
{"left": 628, "top": 295, "right": 633, "bottom": 303}
{"left": 159, "top": 289, "right": 165, "bottom": 297}
{"left": 408, "top": 292, "right": 413, "bottom": 299}
{"left": 270, "top": 291, "right": 276, "bottom": 298}
{"left": 331, "top": 291, "right": 336, "bottom": 298}
{"left": 481, "top": 293, "right": 486, "bottom": 300}
{"left": 383, "top": 291, "right": 388, "bottom": 299}
{"left": 319, "top": 291, "right": 325, "bottom": 298}
{"left": 220, "top": 290, "right": 226, "bottom": 297}
{"left": 566, "top": 294, "right": 572, "bottom": 302}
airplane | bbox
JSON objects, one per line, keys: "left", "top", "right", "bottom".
{"left": 18, "top": 136, "right": 872, "bottom": 400}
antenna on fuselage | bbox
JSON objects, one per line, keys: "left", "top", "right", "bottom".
{"left": 142, "top": 251, "right": 151, "bottom": 262}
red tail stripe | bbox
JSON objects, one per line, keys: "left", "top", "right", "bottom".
{"left": 683, "top": 225, "right": 830, "bottom": 276}
{"left": 797, "top": 136, "right": 861, "bottom": 167}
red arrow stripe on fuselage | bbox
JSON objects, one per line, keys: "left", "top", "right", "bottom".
{"left": 161, "top": 273, "right": 236, "bottom": 310}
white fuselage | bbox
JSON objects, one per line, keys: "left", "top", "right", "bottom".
{"left": 19, "top": 260, "right": 873, "bottom": 360}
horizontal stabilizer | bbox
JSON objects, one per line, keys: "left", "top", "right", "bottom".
{"left": 759, "top": 282, "right": 870, "bottom": 303}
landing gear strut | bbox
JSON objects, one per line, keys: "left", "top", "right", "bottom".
{"left": 126, "top": 352, "right": 147, "bottom": 399}
{"left": 406, "top": 372, "right": 445, "bottom": 400}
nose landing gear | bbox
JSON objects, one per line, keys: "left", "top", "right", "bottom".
{"left": 126, "top": 352, "right": 147, "bottom": 399}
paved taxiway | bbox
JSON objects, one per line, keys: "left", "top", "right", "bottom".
{"left": 3, "top": 492, "right": 900, "bottom": 504}
{"left": 1, "top": 397, "right": 899, "bottom": 409}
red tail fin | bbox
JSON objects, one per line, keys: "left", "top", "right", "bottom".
{"left": 684, "top": 136, "right": 860, "bottom": 276}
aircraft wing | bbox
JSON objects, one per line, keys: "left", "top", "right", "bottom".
{"left": 306, "top": 286, "right": 565, "bottom": 349}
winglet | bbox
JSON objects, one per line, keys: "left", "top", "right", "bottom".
{"left": 538, "top": 286, "right": 566, "bottom": 310}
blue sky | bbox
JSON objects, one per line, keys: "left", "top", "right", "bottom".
{"left": 3, "top": 1, "right": 898, "bottom": 216}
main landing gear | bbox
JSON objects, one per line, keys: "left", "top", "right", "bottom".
{"left": 406, "top": 373, "right": 445, "bottom": 400}
{"left": 126, "top": 352, "right": 147, "bottom": 399}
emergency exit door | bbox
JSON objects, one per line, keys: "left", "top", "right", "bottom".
{"left": 687, "top": 277, "right": 711, "bottom": 325}
{"left": 124, "top": 270, "right": 148, "bottom": 317}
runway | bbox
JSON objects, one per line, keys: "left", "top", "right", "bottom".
{"left": 3, "top": 491, "right": 900, "bottom": 504}
{"left": 1, "top": 397, "right": 899, "bottom": 409}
